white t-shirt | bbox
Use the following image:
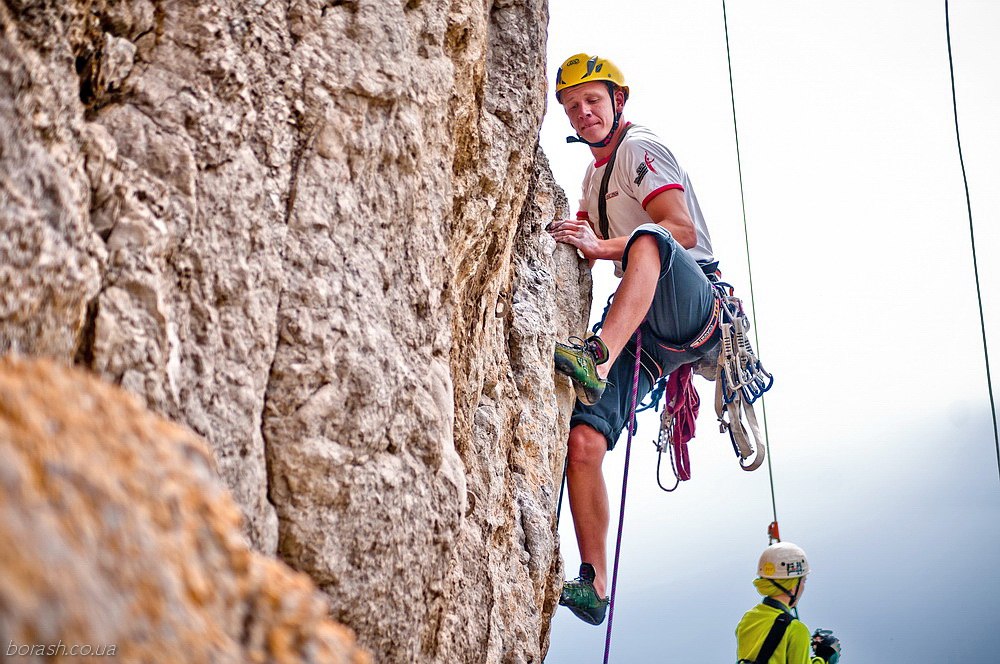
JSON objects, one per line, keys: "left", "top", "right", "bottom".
{"left": 577, "top": 123, "right": 715, "bottom": 276}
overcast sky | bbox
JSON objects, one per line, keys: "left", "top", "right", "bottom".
{"left": 539, "top": 2, "right": 1000, "bottom": 662}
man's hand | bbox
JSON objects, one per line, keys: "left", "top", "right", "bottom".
{"left": 546, "top": 219, "right": 604, "bottom": 260}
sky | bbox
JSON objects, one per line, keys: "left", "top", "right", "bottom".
{"left": 539, "top": 1, "right": 1000, "bottom": 662}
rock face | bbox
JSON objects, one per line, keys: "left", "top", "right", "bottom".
{"left": 0, "top": 356, "right": 370, "bottom": 663}
{"left": 0, "top": 1, "right": 590, "bottom": 662}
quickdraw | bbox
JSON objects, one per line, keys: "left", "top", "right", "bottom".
{"left": 654, "top": 404, "right": 683, "bottom": 492}
{"left": 712, "top": 282, "right": 773, "bottom": 471}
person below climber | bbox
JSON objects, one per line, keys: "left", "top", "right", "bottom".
{"left": 547, "top": 53, "right": 723, "bottom": 625}
{"left": 736, "top": 542, "right": 842, "bottom": 664}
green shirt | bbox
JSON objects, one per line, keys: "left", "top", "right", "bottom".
{"left": 735, "top": 601, "right": 824, "bottom": 664}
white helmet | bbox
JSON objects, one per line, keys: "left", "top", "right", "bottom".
{"left": 757, "top": 542, "right": 810, "bottom": 579}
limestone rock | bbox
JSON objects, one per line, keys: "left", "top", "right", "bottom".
{"left": 0, "top": 7, "right": 104, "bottom": 360}
{"left": 0, "top": 1, "right": 589, "bottom": 662}
{"left": 437, "top": 146, "right": 591, "bottom": 662}
{"left": 0, "top": 356, "right": 369, "bottom": 663}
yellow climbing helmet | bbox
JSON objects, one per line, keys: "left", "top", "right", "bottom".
{"left": 554, "top": 53, "right": 629, "bottom": 103}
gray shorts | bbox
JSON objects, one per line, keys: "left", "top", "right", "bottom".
{"left": 570, "top": 224, "right": 720, "bottom": 450}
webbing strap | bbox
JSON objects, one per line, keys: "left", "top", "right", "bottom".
{"left": 715, "top": 372, "right": 767, "bottom": 471}
{"left": 596, "top": 123, "right": 634, "bottom": 240}
{"left": 753, "top": 612, "right": 793, "bottom": 664}
{"left": 653, "top": 293, "right": 722, "bottom": 354}
{"left": 665, "top": 365, "right": 698, "bottom": 480}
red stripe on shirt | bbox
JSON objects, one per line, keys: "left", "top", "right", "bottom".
{"left": 642, "top": 184, "right": 684, "bottom": 209}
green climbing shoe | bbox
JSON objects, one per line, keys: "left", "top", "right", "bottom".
{"left": 554, "top": 336, "right": 608, "bottom": 406}
{"left": 559, "top": 563, "right": 609, "bottom": 626}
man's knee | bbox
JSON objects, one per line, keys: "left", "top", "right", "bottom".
{"left": 626, "top": 233, "right": 660, "bottom": 262}
{"left": 568, "top": 424, "right": 608, "bottom": 467}
{"left": 622, "top": 230, "right": 667, "bottom": 274}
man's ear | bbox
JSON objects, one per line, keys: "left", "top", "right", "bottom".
{"left": 614, "top": 89, "right": 626, "bottom": 113}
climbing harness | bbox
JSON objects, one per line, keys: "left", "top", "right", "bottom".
{"left": 713, "top": 282, "right": 772, "bottom": 471}
{"left": 647, "top": 280, "right": 772, "bottom": 489}
{"left": 603, "top": 329, "right": 642, "bottom": 664}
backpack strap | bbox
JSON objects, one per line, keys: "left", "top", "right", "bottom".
{"left": 596, "top": 123, "right": 634, "bottom": 240}
{"left": 753, "top": 612, "right": 793, "bottom": 663}
{"left": 752, "top": 600, "right": 796, "bottom": 664}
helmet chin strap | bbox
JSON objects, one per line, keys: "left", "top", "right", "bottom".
{"left": 566, "top": 86, "right": 623, "bottom": 147}
{"left": 565, "top": 111, "right": 621, "bottom": 147}
{"left": 769, "top": 579, "right": 802, "bottom": 608}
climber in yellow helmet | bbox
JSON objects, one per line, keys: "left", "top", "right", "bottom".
{"left": 736, "top": 542, "right": 842, "bottom": 663}
{"left": 548, "top": 53, "right": 723, "bottom": 625}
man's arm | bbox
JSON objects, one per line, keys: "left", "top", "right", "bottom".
{"left": 643, "top": 187, "right": 697, "bottom": 249}
{"left": 548, "top": 185, "right": 698, "bottom": 259}
{"left": 547, "top": 188, "right": 697, "bottom": 260}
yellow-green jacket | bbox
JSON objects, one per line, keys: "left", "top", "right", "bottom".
{"left": 736, "top": 601, "right": 824, "bottom": 664}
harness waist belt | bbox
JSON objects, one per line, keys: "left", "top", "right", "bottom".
{"left": 653, "top": 293, "right": 722, "bottom": 354}
{"left": 697, "top": 259, "right": 721, "bottom": 280}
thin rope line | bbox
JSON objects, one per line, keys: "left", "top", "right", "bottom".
{"left": 603, "top": 330, "right": 642, "bottom": 664}
{"left": 945, "top": 0, "right": 1000, "bottom": 482}
{"left": 722, "top": 0, "right": 779, "bottom": 524}
{"left": 556, "top": 456, "right": 568, "bottom": 526}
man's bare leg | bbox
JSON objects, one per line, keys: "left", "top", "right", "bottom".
{"left": 595, "top": 234, "right": 661, "bottom": 380}
{"left": 564, "top": 235, "right": 663, "bottom": 598}
{"left": 566, "top": 423, "right": 610, "bottom": 597}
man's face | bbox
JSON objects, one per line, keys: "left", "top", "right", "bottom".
{"left": 560, "top": 81, "right": 617, "bottom": 143}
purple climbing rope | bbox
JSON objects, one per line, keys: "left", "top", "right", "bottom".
{"left": 603, "top": 329, "right": 642, "bottom": 664}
